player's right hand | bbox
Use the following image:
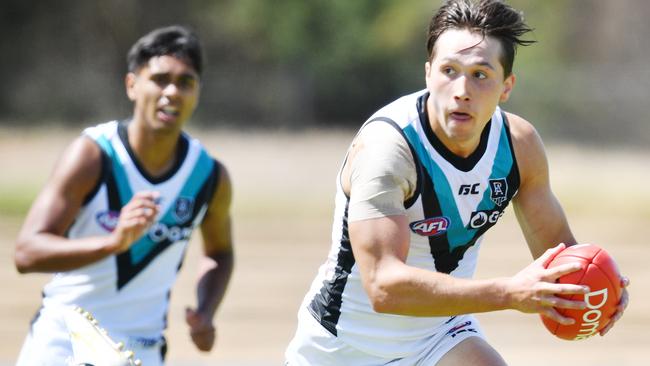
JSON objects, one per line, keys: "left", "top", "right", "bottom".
{"left": 108, "top": 191, "right": 160, "bottom": 253}
{"left": 505, "top": 243, "right": 590, "bottom": 325}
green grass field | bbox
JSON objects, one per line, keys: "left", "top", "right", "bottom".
{"left": 1, "top": 127, "right": 648, "bottom": 365}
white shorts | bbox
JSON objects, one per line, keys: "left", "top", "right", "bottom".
{"left": 15, "top": 306, "right": 167, "bottom": 366}
{"left": 285, "top": 306, "right": 485, "bottom": 366}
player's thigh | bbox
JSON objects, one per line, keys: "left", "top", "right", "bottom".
{"left": 435, "top": 336, "right": 507, "bottom": 366}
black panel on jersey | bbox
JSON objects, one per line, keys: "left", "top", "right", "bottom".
{"left": 100, "top": 149, "right": 123, "bottom": 212}
{"left": 117, "top": 120, "right": 190, "bottom": 184}
{"left": 417, "top": 93, "right": 491, "bottom": 173}
{"left": 175, "top": 159, "right": 220, "bottom": 275}
{"left": 501, "top": 112, "right": 521, "bottom": 193}
{"left": 417, "top": 167, "right": 464, "bottom": 274}
{"left": 365, "top": 117, "right": 422, "bottom": 209}
{"left": 308, "top": 201, "right": 355, "bottom": 336}
{"left": 115, "top": 160, "right": 220, "bottom": 290}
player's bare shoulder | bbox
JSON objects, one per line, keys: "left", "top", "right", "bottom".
{"left": 55, "top": 135, "right": 104, "bottom": 193}
{"left": 504, "top": 111, "right": 549, "bottom": 185}
{"left": 341, "top": 122, "right": 415, "bottom": 196}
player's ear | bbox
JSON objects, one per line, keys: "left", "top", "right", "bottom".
{"left": 499, "top": 73, "right": 516, "bottom": 103}
{"left": 125, "top": 73, "right": 137, "bottom": 101}
{"left": 424, "top": 61, "right": 433, "bottom": 89}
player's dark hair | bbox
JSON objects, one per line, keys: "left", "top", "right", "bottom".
{"left": 426, "top": 0, "right": 535, "bottom": 77}
{"left": 127, "top": 25, "right": 203, "bottom": 76}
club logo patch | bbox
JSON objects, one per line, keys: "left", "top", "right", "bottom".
{"left": 409, "top": 217, "right": 450, "bottom": 237}
{"left": 96, "top": 210, "right": 119, "bottom": 232}
{"left": 489, "top": 178, "right": 508, "bottom": 206}
{"left": 173, "top": 197, "right": 194, "bottom": 223}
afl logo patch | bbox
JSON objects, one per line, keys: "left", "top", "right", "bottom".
{"left": 173, "top": 197, "right": 194, "bottom": 223}
{"left": 96, "top": 210, "right": 119, "bottom": 232}
{"left": 409, "top": 217, "right": 449, "bottom": 237}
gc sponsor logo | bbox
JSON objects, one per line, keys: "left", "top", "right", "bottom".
{"left": 468, "top": 209, "right": 503, "bottom": 229}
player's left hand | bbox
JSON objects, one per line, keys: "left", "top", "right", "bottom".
{"left": 599, "top": 275, "right": 630, "bottom": 336}
{"left": 185, "top": 307, "right": 216, "bottom": 351}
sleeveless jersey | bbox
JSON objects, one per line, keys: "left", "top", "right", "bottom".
{"left": 40, "top": 120, "right": 220, "bottom": 337}
{"left": 305, "top": 90, "right": 520, "bottom": 358}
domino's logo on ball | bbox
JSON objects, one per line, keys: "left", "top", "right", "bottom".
{"left": 172, "top": 197, "right": 194, "bottom": 223}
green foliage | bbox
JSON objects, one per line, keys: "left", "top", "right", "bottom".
{"left": 1, "top": 0, "right": 647, "bottom": 145}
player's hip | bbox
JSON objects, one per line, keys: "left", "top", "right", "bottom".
{"left": 286, "top": 305, "right": 485, "bottom": 365}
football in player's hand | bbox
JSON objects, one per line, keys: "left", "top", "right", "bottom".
{"left": 541, "top": 244, "right": 622, "bottom": 340}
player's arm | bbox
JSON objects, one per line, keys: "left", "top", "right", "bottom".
{"left": 14, "top": 136, "right": 158, "bottom": 273}
{"left": 346, "top": 123, "right": 587, "bottom": 323}
{"left": 508, "top": 112, "right": 629, "bottom": 335}
{"left": 185, "top": 160, "right": 234, "bottom": 352}
{"left": 507, "top": 113, "right": 576, "bottom": 258}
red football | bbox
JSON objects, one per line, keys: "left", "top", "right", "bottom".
{"left": 541, "top": 244, "right": 622, "bottom": 340}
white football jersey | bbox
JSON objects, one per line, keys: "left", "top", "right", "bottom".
{"left": 41, "top": 120, "right": 220, "bottom": 337}
{"left": 304, "top": 90, "right": 520, "bottom": 358}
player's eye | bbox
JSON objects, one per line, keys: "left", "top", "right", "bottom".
{"left": 177, "top": 75, "right": 197, "bottom": 90}
{"left": 150, "top": 74, "right": 171, "bottom": 87}
{"left": 441, "top": 66, "right": 457, "bottom": 76}
{"left": 473, "top": 70, "right": 487, "bottom": 80}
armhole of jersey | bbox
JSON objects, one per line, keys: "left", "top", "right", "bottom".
{"left": 195, "top": 159, "right": 221, "bottom": 218}
{"left": 80, "top": 137, "right": 107, "bottom": 206}
{"left": 205, "top": 159, "right": 221, "bottom": 204}
{"left": 364, "top": 117, "right": 422, "bottom": 209}
{"left": 501, "top": 111, "right": 521, "bottom": 194}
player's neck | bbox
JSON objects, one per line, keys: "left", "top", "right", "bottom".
{"left": 429, "top": 121, "right": 481, "bottom": 158}
{"left": 127, "top": 121, "right": 181, "bottom": 178}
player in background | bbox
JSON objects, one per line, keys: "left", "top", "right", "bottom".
{"left": 14, "top": 25, "right": 234, "bottom": 366}
{"left": 285, "top": 1, "right": 629, "bottom": 365}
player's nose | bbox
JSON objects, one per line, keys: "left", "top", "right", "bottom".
{"left": 453, "top": 75, "right": 471, "bottom": 101}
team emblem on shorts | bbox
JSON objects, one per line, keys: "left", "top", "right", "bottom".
{"left": 409, "top": 217, "right": 449, "bottom": 237}
{"left": 489, "top": 178, "right": 508, "bottom": 206}
{"left": 96, "top": 210, "right": 119, "bottom": 232}
{"left": 173, "top": 197, "right": 194, "bottom": 223}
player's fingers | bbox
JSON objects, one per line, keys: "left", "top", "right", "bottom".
{"left": 120, "top": 214, "right": 152, "bottom": 230}
{"left": 124, "top": 192, "right": 161, "bottom": 212}
{"left": 545, "top": 295, "right": 586, "bottom": 310}
{"left": 185, "top": 307, "right": 199, "bottom": 325}
{"left": 536, "top": 243, "right": 566, "bottom": 268}
{"left": 131, "top": 190, "right": 161, "bottom": 201}
{"left": 608, "top": 291, "right": 627, "bottom": 322}
{"left": 191, "top": 330, "right": 215, "bottom": 351}
{"left": 546, "top": 262, "right": 584, "bottom": 280}
{"left": 600, "top": 313, "right": 620, "bottom": 336}
{"left": 620, "top": 276, "right": 630, "bottom": 288}
{"left": 541, "top": 307, "right": 575, "bottom": 326}
{"left": 547, "top": 282, "right": 590, "bottom": 296}
{"left": 125, "top": 199, "right": 159, "bottom": 214}
{"left": 137, "top": 207, "right": 157, "bottom": 220}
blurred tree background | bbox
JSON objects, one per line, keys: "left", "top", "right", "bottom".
{"left": 0, "top": 0, "right": 648, "bottom": 145}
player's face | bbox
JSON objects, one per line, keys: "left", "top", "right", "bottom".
{"left": 425, "top": 29, "right": 514, "bottom": 155}
{"left": 126, "top": 55, "right": 200, "bottom": 133}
